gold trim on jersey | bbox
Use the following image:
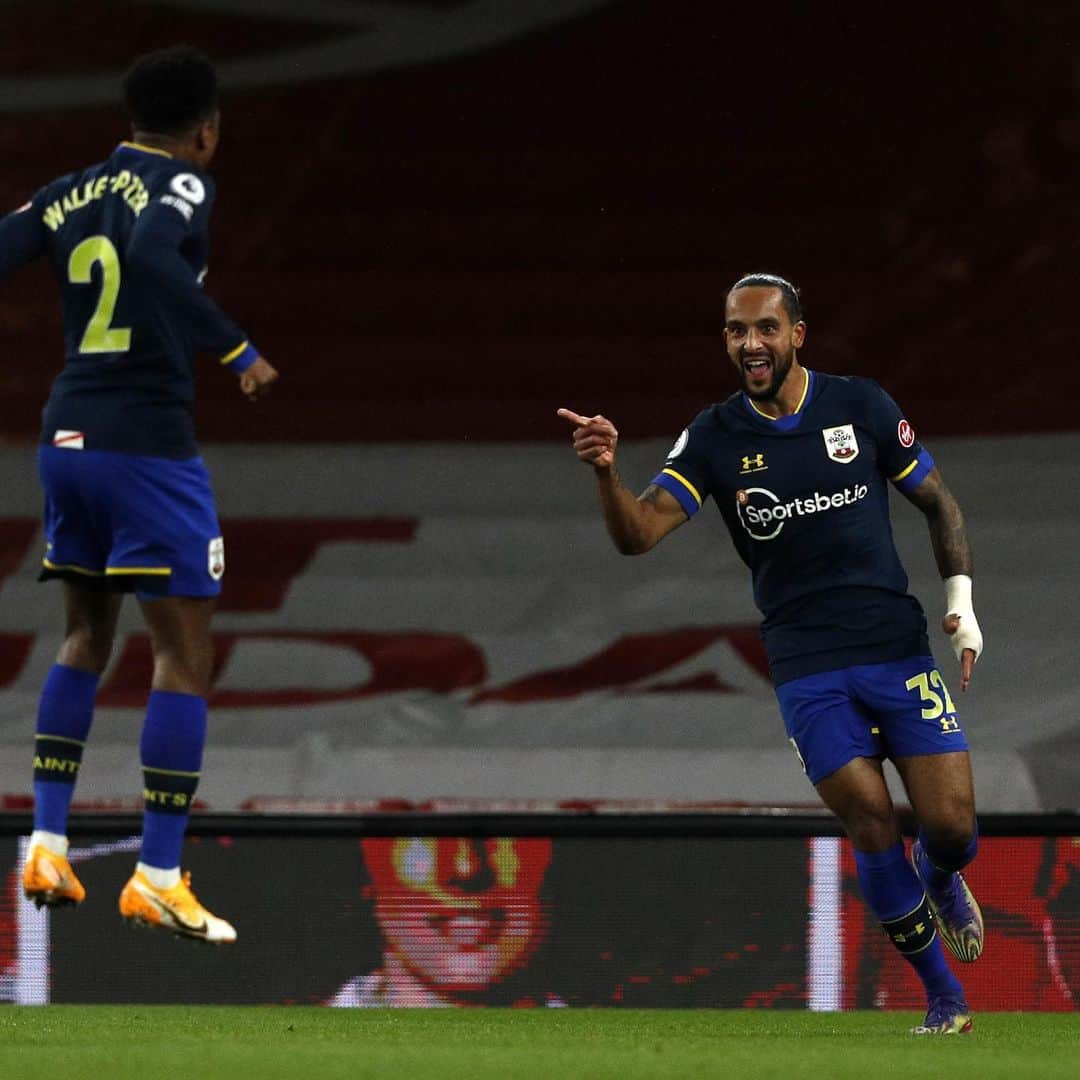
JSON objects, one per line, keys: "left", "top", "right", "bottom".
{"left": 747, "top": 366, "right": 810, "bottom": 420}
{"left": 661, "top": 468, "right": 702, "bottom": 508}
{"left": 890, "top": 459, "right": 919, "bottom": 482}
{"left": 220, "top": 341, "right": 250, "bottom": 365}
{"left": 105, "top": 567, "right": 172, "bottom": 577}
{"left": 120, "top": 141, "right": 174, "bottom": 158}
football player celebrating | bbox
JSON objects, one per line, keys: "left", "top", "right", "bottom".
{"left": 559, "top": 273, "right": 983, "bottom": 1034}
{"left": 0, "top": 47, "right": 278, "bottom": 942}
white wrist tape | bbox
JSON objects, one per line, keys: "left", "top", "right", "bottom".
{"left": 944, "top": 574, "right": 982, "bottom": 663}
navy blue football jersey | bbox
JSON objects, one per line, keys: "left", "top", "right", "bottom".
{"left": 652, "top": 369, "right": 935, "bottom": 684}
{"left": 0, "top": 142, "right": 256, "bottom": 458}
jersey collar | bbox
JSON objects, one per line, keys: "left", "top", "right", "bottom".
{"left": 743, "top": 368, "right": 813, "bottom": 432}
{"left": 118, "top": 140, "right": 173, "bottom": 159}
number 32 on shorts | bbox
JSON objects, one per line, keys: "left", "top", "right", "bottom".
{"left": 905, "top": 669, "right": 959, "bottom": 732}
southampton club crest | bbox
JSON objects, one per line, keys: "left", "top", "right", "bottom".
{"left": 208, "top": 537, "right": 225, "bottom": 581}
{"left": 822, "top": 424, "right": 860, "bottom": 464}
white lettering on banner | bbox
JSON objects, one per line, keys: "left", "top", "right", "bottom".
{"left": 0, "top": 628, "right": 772, "bottom": 706}
{"left": 215, "top": 638, "right": 373, "bottom": 692}
{"left": 472, "top": 627, "right": 769, "bottom": 704}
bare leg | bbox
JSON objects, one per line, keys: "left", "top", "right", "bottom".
{"left": 57, "top": 581, "right": 123, "bottom": 675}
{"left": 893, "top": 751, "right": 977, "bottom": 854}
{"left": 814, "top": 755, "right": 900, "bottom": 852}
{"left": 138, "top": 595, "right": 216, "bottom": 696}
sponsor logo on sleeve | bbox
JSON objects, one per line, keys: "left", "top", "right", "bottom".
{"left": 822, "top": 424, "right": 859, "bottom": 464}
{"left": 898, "top": 419, "right": 915, "bottom": 448}
{"left": 159, "top": 194, "right": 194, "bottom": 221}
{"left": 170, "top": 173, "right": 206, "bottom": 204}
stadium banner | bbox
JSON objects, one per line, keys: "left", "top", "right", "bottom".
{"left": 2, "top": 833, "right": 806, "bottom": 1008}
{"left": 0, "top": 437, "right": 1077, "bottom": 813}
{"left": 1, "top": 818, "right": 1077, "bottom": 1009}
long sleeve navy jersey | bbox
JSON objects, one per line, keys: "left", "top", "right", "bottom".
{"left": 0, "top": 142, "right": 255, "bottom": 458}
{"left": 651, "top": 370, "right": 935, "bottom": 685}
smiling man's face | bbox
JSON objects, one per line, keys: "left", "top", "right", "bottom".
{"left": 724, "top": 285, "right": 805, "bottom": 401}
{"left": 363, "top": 836, "right": 552, "bottom": 995}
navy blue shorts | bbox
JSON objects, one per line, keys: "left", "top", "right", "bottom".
{"left": 775, "top": 655, "right": 969, "bottom": 785}
{"left": 37, "top": 445, "right": 223, "bottom": 599}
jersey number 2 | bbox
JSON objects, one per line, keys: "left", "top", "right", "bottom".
{"left": 67, "top": 235, "right": 132, "bottom": 354}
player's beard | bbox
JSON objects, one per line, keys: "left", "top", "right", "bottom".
{"left": 741, "top": 346, "right": 795, "bottom": 402}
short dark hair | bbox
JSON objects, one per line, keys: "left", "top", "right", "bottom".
{"left": 122, "top": 46, "right": 218, "bottom": 135}
{"left": 728, "top": 273, "right": 803, "bottom": 324}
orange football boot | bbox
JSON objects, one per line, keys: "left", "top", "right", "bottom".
{"left": 119, "top": 869, "right": 237, "bottom": 944}
{"left": 23, "top": 844, "right": 86, "bottom": 909}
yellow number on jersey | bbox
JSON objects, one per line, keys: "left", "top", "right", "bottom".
{"left": 67, "top": 235, "right": 132, "bottom": 354}
{"left": 905, "top": 669, "right": 960, "bottom": 731}
{"left": 905, "top": 671, "right": 944, "bottom": 719}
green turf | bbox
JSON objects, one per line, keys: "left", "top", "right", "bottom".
{"left": 1, "top": 1008, "right": 1078, "bottom": 1080}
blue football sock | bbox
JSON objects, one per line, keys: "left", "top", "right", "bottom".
{"left": 139, "top": 690, "right": 207, "bottom": 870}
{"left": 918, "top": 823, "right": 979, "bottom": 887}
{"left": 32, "top": 664, "right": 98, "bottom": 835}
{"left": 854, "top": 843, "right": 964, "bottom": 1002}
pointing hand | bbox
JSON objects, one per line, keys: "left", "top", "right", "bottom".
{"left": 557, "top": 408, "right": 618, "bottom": 468}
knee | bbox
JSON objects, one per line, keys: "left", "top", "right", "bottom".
{"left": 152, "top": 646, "right": 213, "bottom": 697}
{"left": 841, "top": 804, "right": 900, "bottom": 852}
{"left": 922, "top": 815, "right": 977, "bottom": 858}
{"left": 57, "top": 625, "right": 114, "bottom": 676}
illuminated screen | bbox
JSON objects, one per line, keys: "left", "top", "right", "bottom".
{"left": 837, "top": 837, "right": 1080, "bottom": 1012}
{"left": 1, "top": 833, "right": 1077, "bottom": 1008}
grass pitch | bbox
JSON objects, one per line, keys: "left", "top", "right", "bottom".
{"left": 1, "top": 1008, "right": 1077, "bottom": 1080}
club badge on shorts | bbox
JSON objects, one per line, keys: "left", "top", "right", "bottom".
{"left": 822, "top": 424, "right": 859, "bottom": 464}
{"left": 208, "top": 537, "right": 225, "bottom": 581}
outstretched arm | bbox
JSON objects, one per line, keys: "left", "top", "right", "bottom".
{"left": 557, "top": 408, "right": 688, "bottom": 554}
{"left": 900, "top": 465, "right": 982, "bottom": 690}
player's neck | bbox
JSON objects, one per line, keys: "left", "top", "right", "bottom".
{"left": 128, "top": 130, "right": 206, "bottom": 167}
{"left": 128, "top": 130, "right": 177, "bottom": 154}
{"left": 747, "top": 361, "right": 808, "bottom": 420}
